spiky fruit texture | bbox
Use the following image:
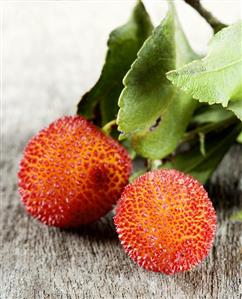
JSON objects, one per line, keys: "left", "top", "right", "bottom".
{"left": 114, "top": 169, "right": 216, "bottom": 275}
{"left": 18, "top": 115, "right": 131, "bottom": 228}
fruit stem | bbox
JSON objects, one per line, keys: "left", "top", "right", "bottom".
{"left": 147, "top": 159, "right": 162, "bottom": 171}
{"left": 102, "top": 119, "right": 117, "bottom": 135}
{"left": 183, "top": 0, "right": 226, "bottom": 33}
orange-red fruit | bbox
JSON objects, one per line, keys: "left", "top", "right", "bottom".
{"left": 114, "top": 169, "right": 216, "bottom": 275}
{"left": 18, "top": 115, "right": 132, "bottom": 228}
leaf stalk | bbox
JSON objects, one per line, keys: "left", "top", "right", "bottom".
{"left": 182, "top": 116, "right": 238, "bottom": 143}
{"left": 183, "top": 0, "right": 226, "bottom": 33}
{"left": 102, "top": 119, "right": 117, "bottom": 135}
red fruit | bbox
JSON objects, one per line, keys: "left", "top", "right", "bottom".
{"left": 114, "top": 169, "right": 216, "bottom": 274}
{"left": 18, "top": 115, "right": 132, "bottom": 228}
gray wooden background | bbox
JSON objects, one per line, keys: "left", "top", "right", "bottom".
{"left": 1, "top": 2, "right": 242, "bottom": 298}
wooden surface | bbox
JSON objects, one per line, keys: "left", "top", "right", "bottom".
{"left": 1, "top": 3, "right": 242, "bottom": 299}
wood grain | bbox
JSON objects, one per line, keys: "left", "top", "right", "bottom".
{"left": 1, "top": 139, "right": 241, "bottom": 298}
{"left": 1, "top": 4, "right": 241, "bottom": 299}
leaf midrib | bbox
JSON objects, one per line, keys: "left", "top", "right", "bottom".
{"left": 185, "top": 58, "right": 242, "bottom": 77}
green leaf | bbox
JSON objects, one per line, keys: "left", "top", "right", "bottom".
{"left": 167, "top": 22, "right": 242, "bottom": 120}
{"left": 230, "top": 210, "right": 242, "bottom": 222}
{"left": 161, "top": 122, "right": 242, "bottom": 184}
{"left": 192, "top": 105, "right": 234, "bottom": 124}
{"left": 198, "top": 132, "right": 206, "bottom": 156}
{"left": 228, "top": 99, "right": 242, "bottom": 121}
{"left": 237, "top": 130, "right": 242, "bottom": 143}
{"left": 183, "top": 116, "right": 237, "bottom": 143}
{"left": 117, "top": 5, "right": 197, "bottom": 159}
{"left": 121, "top": 138, "right": 136, "bottom": 160}
{"left": 129, "top": 169, "right": 146, "bottom": 182}
{"left": 77, "top": 1, "right": 153, "bottom": 126}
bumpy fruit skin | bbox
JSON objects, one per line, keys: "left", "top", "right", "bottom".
{"left": 114, "top": 169, "right": 216, "bottom": 275}
{"left": 18, "top": 115, "right": 132, "bottom": 228}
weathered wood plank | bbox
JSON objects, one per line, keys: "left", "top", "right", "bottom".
{"left": 1, "top": 137, "right": 242, "bottom": 299}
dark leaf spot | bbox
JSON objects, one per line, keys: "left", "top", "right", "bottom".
{"left": 149, "top": 116, "right": 162, "bottom": 132}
